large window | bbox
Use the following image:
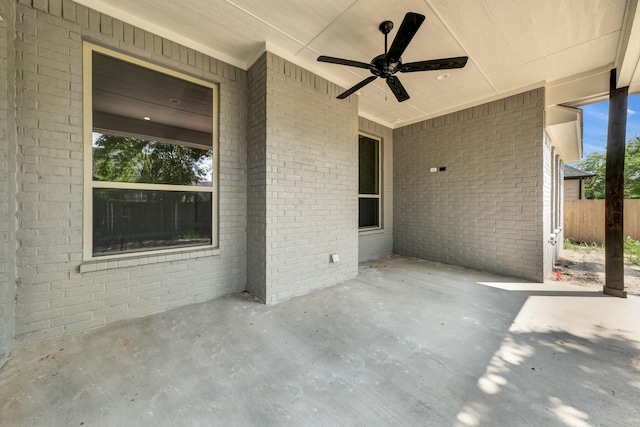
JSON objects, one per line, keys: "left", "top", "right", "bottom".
{"left": 83, "top": 43, "right": 218, "bottom": 259}
{"left": 359, "top": 134, "right": 381, "bottom": 230}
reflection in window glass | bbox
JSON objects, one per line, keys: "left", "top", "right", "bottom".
{"left": 85, "top": 44, "right": 218, "bottom": 258}
{"left": 92, "top": 133, "right": 212, "bottom": 186}
{"left": 93, "top": 188, "right": 212, "bottom": 256}
{"left": 359, "top": 134, "right": 381, "bottom": 229}
{"left": 92, "top": 51, "right": 214, "bottom": 144}
{"left": 359, "top": 136, "right": 379, "bottom": 195}
{"left": 359, "top": 198, "right": 379, "bottom": 229}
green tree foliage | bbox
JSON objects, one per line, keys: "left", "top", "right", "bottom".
{"left": 627, "top": 137, "right": 640, "bottom": 198}
{"left": 577, "top": 151, "right": 606, "bottom": 199}
{"left": 93, "top": 134, "right": 211, "bottom": 185}
{"left": 577, "top": 136, "right": 640, "bottom": 199}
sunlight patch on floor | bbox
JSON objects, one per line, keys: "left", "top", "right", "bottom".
{"left": 455, "top": 402, "right": 489, "bottom": 427}
{"left": 549, "top": 396, "right": 591, "bottom": 427}
{"left": 454, "top": 287, "right": 640, "bottom": 426}
{"left": 454, "top": 335, "right": 536, "bottom": 425}
{"left": 475, "top": 281, "right": 600, "bottom": 293}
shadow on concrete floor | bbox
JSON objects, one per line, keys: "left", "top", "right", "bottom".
{"left": 1, "top": 255, "right": 639, "bottom": 426}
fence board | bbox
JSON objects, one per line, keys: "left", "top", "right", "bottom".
{"left": 564, "top": 199, "right": 640, "bottom": 244}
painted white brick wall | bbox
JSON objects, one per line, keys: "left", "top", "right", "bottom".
{"left": 257, "top": 52, "right": 359, "bottom": 304}
{"left": 543, "top": 133, "right": 554, "bottom": 278}
{"left": 394, "top": 89, "right": 546, "bottom": 282}
{"left": 558, "top": 159, "right": 565, "bottom": 260}
{"left": 358, "top": 117, "right": 393, "bottom": 262}
{"left": 0, "top": 0, "right": 15, "bottom": 364}
{"left": 11, "top": 0, "right": 247, "bottom": 345}
{"left": 246, "top": 53, "right": 267, "bottom": 302}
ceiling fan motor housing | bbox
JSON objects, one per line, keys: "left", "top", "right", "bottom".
{"left": 372, "top": 54, "right": 401, "bottom": 78}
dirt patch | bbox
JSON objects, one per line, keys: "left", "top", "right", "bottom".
{"left": 555, "top": 248, "right": 640, "bottom": 296}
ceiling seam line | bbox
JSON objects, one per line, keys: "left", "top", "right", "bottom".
{"left": 223, "top": 0, "right": 307, "bottom": 51}
{"left": 292, "top": 0, "right": 361, "bottom": 57}
{"left": 422, "top": 0, "right": 499, "bottom": 95}
{"left": 494, "top": 30, "right": 623, "bottom": 78}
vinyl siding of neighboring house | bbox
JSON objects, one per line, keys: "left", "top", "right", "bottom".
{"left": 563, "top": 165, "right": 594, "bottom": 201}
{"left": 564, "top": 179, "right": 583, "bottom": 200}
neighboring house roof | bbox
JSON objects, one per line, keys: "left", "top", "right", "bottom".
{"left": 564, "top": 164, "right": 595, "bottom": 180}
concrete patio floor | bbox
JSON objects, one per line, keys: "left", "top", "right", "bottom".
{"left": 1, "top": 255, "right": 639, "bottom": 426}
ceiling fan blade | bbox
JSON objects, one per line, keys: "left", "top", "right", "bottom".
{"left": 386, "top": 12, "right": 425, "bottom": 62}
{"left": 337, "top": 76, "right": 378, "bottom": 99}
{"left": 318, "top": 55, "right": 373, "bottom": 70}
{"left": 386, "top": 76, "right": 410, "bottom": 102}
{"left": 400, "top": 56, "right": 469, "bottom": 73}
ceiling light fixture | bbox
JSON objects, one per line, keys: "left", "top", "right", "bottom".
{"left": 168, "top": 98, "right": 181, "bottom": 104}
{"left": 436, "top": 73, "right": 450, "bottom": 81}
{"left": 143, "top": 116, "right": 151, "bottom": 121}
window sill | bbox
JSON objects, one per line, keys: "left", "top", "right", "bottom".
{"left": 80, "top": 247, "right": 220, "bottom": 273}
{"left": 359, "top": 228, "right": 385, "bottom": 236}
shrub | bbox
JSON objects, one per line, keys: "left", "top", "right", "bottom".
{"left": 563, "top": 238, "right": 602, "bottom": 251}
{"left": 624, "top": 237, "right": 640, "bottom": 265}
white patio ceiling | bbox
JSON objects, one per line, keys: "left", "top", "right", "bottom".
{"left": 76, "top": 0, "right": 640, "bottom": 128}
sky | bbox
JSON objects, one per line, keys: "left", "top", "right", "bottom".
{"left": 580, "top": 94, "right": 640, "bottom": 158}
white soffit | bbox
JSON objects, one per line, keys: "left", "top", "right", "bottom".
{"left": 74, "top": 0, "right": 632, "bottom": 128}
{"left": 546, "top": 66, "right": 612, "bottom": 108}
{"left": 617, "top": 0, "right": 640, "bottom": 89}
{"left": 546, "top": 105, "right": 583, "bottom": 163}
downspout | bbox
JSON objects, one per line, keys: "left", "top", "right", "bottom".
{"left": 579, "top": 178, "right": 582, "bottom": 200}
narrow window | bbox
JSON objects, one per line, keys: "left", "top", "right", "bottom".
{"left": 83, "top": 43, "right": 218, "bottom": 259}
{"left": 359, "top": 134, "right": 381, "bottom": 230}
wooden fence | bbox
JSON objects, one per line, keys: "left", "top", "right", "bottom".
{"left": 564, "top": 199, "right": 640, "bottom": 244}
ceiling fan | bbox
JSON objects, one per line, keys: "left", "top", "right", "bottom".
{"left": 317, "top": 12, "right": 468, "bottom": 102}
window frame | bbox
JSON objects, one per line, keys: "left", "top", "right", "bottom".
{"left": 82, "top": 42, "right": 219, "bottom": 261}
{"left": 358, "top": 133, "right": 382, "bottom": 231}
